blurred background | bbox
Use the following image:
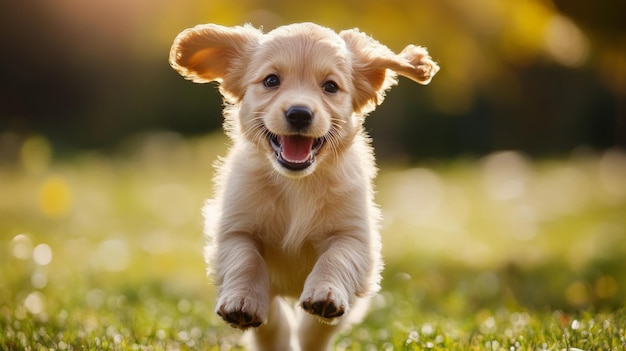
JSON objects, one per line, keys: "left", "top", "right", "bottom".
{"left": 1, "top": 0, "right": 626, "bottom": 330}
{"left": 1, "top": 0, "right": 625, "bottom": 159}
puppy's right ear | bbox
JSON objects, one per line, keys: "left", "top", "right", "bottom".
{"left": 169, "top": 24, "right": 261, "bottom": 101}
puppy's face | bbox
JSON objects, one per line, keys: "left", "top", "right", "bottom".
{"left": 238, "top": 26, "right": 357, "bottom": 177}
{"left": 170, "top": 23, "right": 439, "bottom": 178}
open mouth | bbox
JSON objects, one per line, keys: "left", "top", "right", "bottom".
{"left": 269, "top": 134, "right": 325, "bottom": 171}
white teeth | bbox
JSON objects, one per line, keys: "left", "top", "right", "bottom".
{"left": 281, "top": 151, "right": 313, "bottom": 164}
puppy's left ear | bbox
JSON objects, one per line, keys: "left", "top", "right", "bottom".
{"left": 340, "top": 29, "right": 439, "bottom": 114}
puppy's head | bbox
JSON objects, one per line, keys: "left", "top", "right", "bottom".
{"left": 170, "top": 23, "right": 438, "bottom": 178}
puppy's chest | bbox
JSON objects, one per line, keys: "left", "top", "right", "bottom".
{"left": 254, "top": 191, "right": 326, "bottom": 294}
{"left": 256, "top": 189, "right": 328, "bottom": 245}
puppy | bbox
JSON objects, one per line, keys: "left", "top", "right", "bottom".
{"left": 169, "top": 22, "right": 438, "bottom": 351}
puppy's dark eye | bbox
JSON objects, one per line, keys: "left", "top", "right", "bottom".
{"left": 263, "top": 74, "right": 280, "bottom": 88}
{"left": 322, "top": 80, "right": 339, "bottom": 94}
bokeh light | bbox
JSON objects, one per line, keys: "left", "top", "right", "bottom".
{"left": 545, "top": 14, "right": 589, "bottom": 67}
{"left": 31, "top": 270, "right": 48, "bottom": 289}
{"left": 33, "top": 243, "right": 53, "bottom": 266}
{"left": 24, "top": 291, "right": 46, "bottom": 315}
{"left": 20, "top": 136, "right": 52, "bottom": 174}
{"left": 38, "top": 176, "right": 73, "bottom": 219}
{"left": 96, "top": 239, "right": 131, "bottom": 272}
{"left": 11, "top": 234, "right": 33, "bottom": 260}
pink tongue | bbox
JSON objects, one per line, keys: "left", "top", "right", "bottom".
{"left": 280, "top": 135, "right": 314, "bottom": 162}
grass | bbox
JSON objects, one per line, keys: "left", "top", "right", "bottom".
{"left": 1, "top": 132, "right": 625, "bottom": 350}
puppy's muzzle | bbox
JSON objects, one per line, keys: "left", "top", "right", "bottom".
{"left": 268, "top": 106, "right": 325, "bottom": 173}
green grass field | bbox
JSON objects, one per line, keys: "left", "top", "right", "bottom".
{"left": 1, "top": 132, "right": 625, "bottom": 350}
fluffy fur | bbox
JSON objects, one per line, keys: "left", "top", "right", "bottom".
{"left": 169, "top": 22, "right": 438, "bottom": 351}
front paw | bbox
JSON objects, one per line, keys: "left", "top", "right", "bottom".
{"left": 216, "top": 295, "right": 267, "bottom": 330}
{"left": 300, "top": 286, "right": 347, "bottom": 320}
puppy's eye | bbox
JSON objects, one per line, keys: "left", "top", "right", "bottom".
{"left": 322, "top": 80, "right": 339, "bottom": 94}
{"left": 263, "top": 74, "right": 281, "bottom": 88}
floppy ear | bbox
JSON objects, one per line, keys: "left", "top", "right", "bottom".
{"left": 169, "top": 24, "right": 261, "bottom": 101}
{"left": 340, "top": 29, "right": 439, "bottom": 114}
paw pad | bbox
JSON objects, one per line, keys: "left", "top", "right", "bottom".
{"left": 301, "top": 298, "right": 344, "bottom": 319}
{"left": 217, "top": 308, "right": 262, "bottom": 329}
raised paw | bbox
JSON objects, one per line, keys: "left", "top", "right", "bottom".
{"left": 215, "top": 294, "right": 267, "bottom": 330}
{"left": 301, "top": 298, "right": 344, "bottom": 318}
{"left": 217, "top": 307, "right": 262, "bottom": 329}
{"left": 300, "top": 288, "right": 346, "bottom": 320}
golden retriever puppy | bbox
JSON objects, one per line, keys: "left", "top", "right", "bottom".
{"left": 169, "top": 22, "right": 438, "bottom": 351}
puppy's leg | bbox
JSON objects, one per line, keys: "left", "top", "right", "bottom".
{"left": 247, "top": 297, "right": 297, "bottom": 351}
{"left": 297, "top": 311, "right": 345, "bottom": 351}
{"left": 300, "top": 234, "right": 373, "bottom": 321}
{"left": 215, "top": 232, "right": 270, "bottom": 329}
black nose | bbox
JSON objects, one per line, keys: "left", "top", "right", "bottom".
{"left": 285, "top": 106, "right": 313, "bottom": 130}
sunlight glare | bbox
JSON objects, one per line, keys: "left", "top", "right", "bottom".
{"left": 24, "top": 291, "right": 46, "bottom": 315}
{"left": 545, "top": 15, "right": 589, "bottom": 67}
{"left": 481, "top": 151, "right": 531, "bottom": 201}
{"left": 20, "top": 135, "right": 52, "bottom": 174}
{"left": 33, "top": 243, "right": 53, "bottom": 266}
{"left": 598, "top": 148, "right": 626, "bottom": 202}
{"left": 480, "top": 316, "right": 497, "bottom": 334}
{"left": 96, "top": 239, "right": 131, "bottom": 272}
{"left": 535, "top": 166, "right": 589, "bottom": 216}
{"left": 510, "top": 312, "right": 531, "bottom": 332}
{"left": 177, "top": 299, "right": 192, "bottom": 314}
{"left": 11, "top": 234, "right": 33, "bottom": 260}
{"left": 390, "top": 168, "right": 445, "bottom": 225}
{"left": 509, "top": 204, "right": 538, "bottom": 241}
{"left": 31, "top": 270, "right": 48, "bottom": 289}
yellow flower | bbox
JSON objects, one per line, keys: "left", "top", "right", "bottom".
{"left": 39, "top": 176, "right": 72, "bottom": 219}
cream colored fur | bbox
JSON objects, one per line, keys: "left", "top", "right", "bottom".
{"left": 169, "top": 22, "right": 438, "bottom": 351}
